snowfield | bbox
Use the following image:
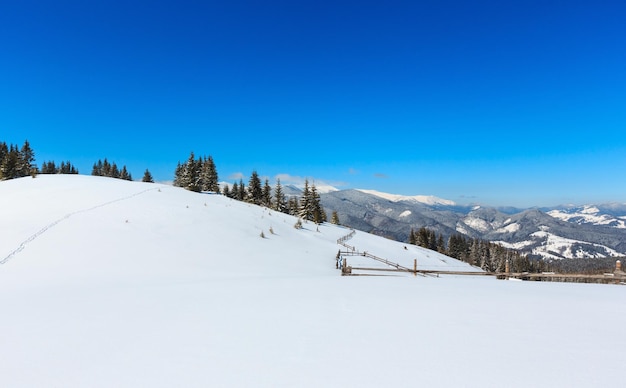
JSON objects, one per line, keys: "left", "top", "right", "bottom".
{"left": 1, "top": 175, "right": 624, "bottom": 388}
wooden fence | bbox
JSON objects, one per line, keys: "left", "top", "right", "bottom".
{"left": 335, "top": 230, "right": 626, "bottom": 284}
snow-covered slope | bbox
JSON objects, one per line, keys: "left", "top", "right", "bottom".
{"left": 357, "top": 189, "right": 456, "bottom": 206}
{"left": 548, "top": 205, "right": 626, "bottom": 228}
{"left": 1, "top": 175, "right": 624, "bottom": 388}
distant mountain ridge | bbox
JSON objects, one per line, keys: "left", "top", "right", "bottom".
{"left": 319, "top": 189, "right": 626, "bottom": 261}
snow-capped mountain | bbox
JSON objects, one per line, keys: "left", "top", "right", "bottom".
{"left": 356, "top": 189, "right": 456, "bottom": 206}
{"left": 321, "top": 190, "right": 626, "bottom": 260}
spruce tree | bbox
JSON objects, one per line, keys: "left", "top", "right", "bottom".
{"left": 120, "top": 165, "right": 132, "bottom": 181}
{"left": 231, "top": 182, "right": 239, "bottom": 199}
{"left": 237, "top": 179, "right": 246, "bottom": 201}
{"left": 299, "top": 179, "right": 312, "bottom": 220}
{"left": 310, "top": 183, "right": 326, "bottom": 223}
{"left": 247, "top": 171, "right": 262, "bottom": 204}
{"left": 182, "top": 152, "right": 201, "bottom": 192}
{"left": 0, "top": 145, "right": 19, "bottom": 180}
{"left": 18, "top": 140, "right": 36, "bottom": 176}
{"left": 110, "top": 163, "right": 120, "bottom": 178}
{"left": 273, "top": 178, "right": 287, "bottom": 213}
{"left": 331, "top": 210, "right": 340, "bottom": 225}
{"left": 288, "top": 197, "right": 299, "bottom": 216}
{"left": 173, "top": 162, "right": 183, "bottom": 187}
{"left": 262, "top": 179, "right": 272, "bottom": 207}
{"left": 142, "top": 169, "right": 154, "bottom": 183}
{"left": 204, "top": 155, "right": 219, "bottom": 193}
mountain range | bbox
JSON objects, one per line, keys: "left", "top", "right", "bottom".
{"left": 298, "top": 187, "right": 626, "bottom": 261}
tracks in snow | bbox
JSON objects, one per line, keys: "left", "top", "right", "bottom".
{"left": 0, "top": 186, "right": 161, "bottom": 265}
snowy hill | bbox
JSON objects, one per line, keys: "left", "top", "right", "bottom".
{"left": 1, "top": 175, "right": 624, "bottom": 387}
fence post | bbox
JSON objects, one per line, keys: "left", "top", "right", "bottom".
{"left": 414, "top": 259, "right": 417, "bottom": 276}
{"left": 616, "top": 260, "right": 622, "bottom": 273}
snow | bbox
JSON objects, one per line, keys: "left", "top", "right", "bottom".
{"left": 529, "top": 230, "right": 621, "bottom": 259}
{"left": 357, "top": 189, "right": 456, "bottom": 206}
{"left": 497, "top": 227, "right": 621, "bottom": 260}
{"left": 548, "top": 208, "right": 626, "bottom": 228}
{"left": 399, "top": 210, "right": 412, "bottom": 217}
{"left": 462, "top": 216, "right": 492, "bottom": 232}
{"left": 495, "top": 222, "right": 521, "bottom": 234}
{"left": 1, "top": 175, "right": 625, "bottom": 387}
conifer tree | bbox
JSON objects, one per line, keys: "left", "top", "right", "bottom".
{"left": 110, "top": 162, "right": 120, "bottom": 179}
{"left": 173, "top": 162, "right": 183, "bottom": 187}
{"left": 273, "top": 178, "right": 287, "bottom": 213}
{"left": 18, "top": 140, "right": 36, "bottom": 176}
{"left": 142, "top": 169, "right": 154, "bottom": 183}
{"left": 237, "top": 179, "right": 246, "bottom": 201}
{"left": 262, "top": 179, "right": 272, "bottom": 207}
{"left": 310, "top": 183, "right": 326, "bottom": 224}
{"left": 203, "top": 155, "right": 219, "bottom": 193}
{"left": 288, "top": 197, "right": 299, "bottom": 216}
{"left": 42, "top": 161, "right": 57, "bottom": 174}
{"left": 0, "top": 144, "right": 19, "bottom": 180}
{"left": 247, "top": 170, "right": 262, "bottom": 204}
{"left": 299, "top": 179, "right": 312, "bottom": 220}
{"left": 222, "top": 184, "right": 231, "bottom": 198}
{"left": 0, "top": 142, "right": 8, "bottom": 169}
{"left": 436, "top": 234, "right": 446, "bottom": 253}
{"left": 331, "top": 210, "right": 340, "bottom": 225}
{"left": 181, "top": 152, "right": 201, "bottom": 192}
{"left": 120, "top": 165, "right": 132, "bottom": 181}
{"left": 231, "top": 182, "right": 239, "bottom": 199}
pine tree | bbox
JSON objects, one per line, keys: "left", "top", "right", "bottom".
{"left": 0, "top": 142, "right": 8, "bottom": 170}
{"left": 299, "top": 179, "right": 312, "bottom": 220}
{"left": 18, "top": 140, "right": 36, "bottom": 176}
{"left": 41, "top": 161, "right": 56, "bottom": 174}
{"left": 247, "top": 171, "right": 262, "bottom": 204}
{"left": 273, "top": 178, "right": 287, "bottom": 213}
{"left": 222, "top": 184, "right": 231, "bottom": 198}
{"left": 110, "top": 163, "right": 120, "bottom": 178}
{"left": 173, "top": 162, "right": 183, "bottom": 187}
{"left": 231, "top": 182, "right": 239, "bottom": 198}
{"left": 120, "top": 165, "right": 132, "bottom": 181}
{"left": 262, "top": 179, "right": 272, "bottom": 207}
{"left": 310, "top": 183, "right": 326, "bottom": 224}
{"left": 204, "top": 155, "right": 219, "bottom": 193}
{"left": 436, "top": 234, "right": 446, "bottom": 253}
{"left": 331, "top": 210, "right": 340, "bottom": 225}
{"left": 142, "top": 169, "right": 154, "bottom": 183}
{"left": 288, "top": 197, "right": 299, "bottom": 216}
{"left": 0, "top": 145, "right": 19, "bottom": 180}
{"left": 182, "top": 152, "right": 201, "bottom": 192}
{"left": 92, "top": 159, "right": 103, "bottom": 176}
{"left": 237, "top": 179, "right": 246, "bottom": 201}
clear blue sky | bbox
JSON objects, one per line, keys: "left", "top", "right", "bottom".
{"left": 2, "top": 0, "right": 625, "bottom": 207}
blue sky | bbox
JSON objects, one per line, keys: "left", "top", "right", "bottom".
{"left": 1, "top": 0, "right": 625, "bottom": 207}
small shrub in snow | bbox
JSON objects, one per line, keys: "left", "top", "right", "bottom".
{"left": 269, "top": 226, "right": 275, "bottom": 235}
{"left": 260, "top": 231, "right": 265, "bottom": 238}
{"left": 294, "top": 219, "right": 303, "bottom": 229}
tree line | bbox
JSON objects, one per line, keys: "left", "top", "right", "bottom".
{"left": 173, "top": 151, "right": 336, "bottom": 225}
{"left": 409, "top": 226, "right": 548, "bottom": 273}
{"left": 1, "top": 139, "right": 159, "bottom": 183}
